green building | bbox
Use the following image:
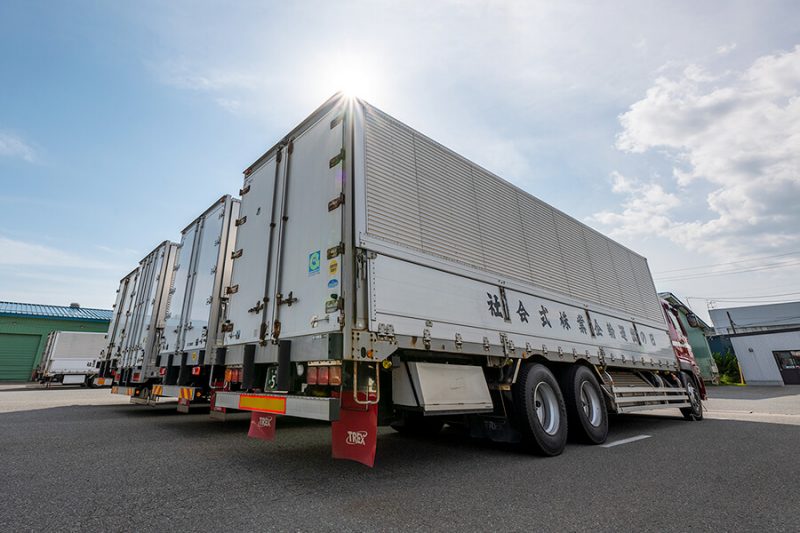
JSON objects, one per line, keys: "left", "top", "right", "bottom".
{"left": 0, "top": 302, "right": 111, "bottom": 381}
{"left": 659, "top": 292, "right": 719, "bottom": 383}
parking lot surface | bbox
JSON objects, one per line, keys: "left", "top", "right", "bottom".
{"left": 1, "top": 385, "right": 797, "bottom": 532}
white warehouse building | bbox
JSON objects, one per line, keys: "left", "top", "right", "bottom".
{"left": 709, "top": 301, "right": 800, "bottom": 386}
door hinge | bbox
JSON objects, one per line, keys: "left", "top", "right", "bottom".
{"left": 247, "top": 300, "right": 264, "bottom": 313}
{"left": 239, "top": 184, "right": 251, "bottom": 195}
{"left": 235, "top": 216, "right": 247, "bottom": 226}
{"left": 225, "top": 285, "right": 239, "bottom": 295}
{"left": 327, "top": 193, "right": 345, "bottom": 211}
{"left": 231, "top": 249, "right": 243, "bottom": 259}
{"left": 327, "top": 243, "right": 345, "bottom": 259}
{"left": 276, "top": 291, "right": 298, "bottom": 306}
{"left": 329, "top": 148, "right": 346, "bottom": 168}
{"left": 221, "top": 322, "right": 234, "bottom": 333}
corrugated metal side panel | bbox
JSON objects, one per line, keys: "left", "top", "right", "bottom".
{"left": 552, "top": 212, "right": 600, "bottom": 303}
{"left": 609, "top": 241, "right": 644, "bottom": 317}
{"left": 363, "top": 108, "right": 423, "bottom": 250}
{"left": 630, "top": 254, "right": 663, "bottom": 323}
{"left": 414, "top": 137, "right": 486, "bottom": 268}
{"left": 583, "top": 227, "right": 625, "bottom": 308}
{"left": 472, "top": 167, "right": 532, "bottom": 281}
{"left": 361, "top": 102, "right": 662, "bottom": 322}
{"left": 518, "top": 194, "right": 570, "bottom": 291}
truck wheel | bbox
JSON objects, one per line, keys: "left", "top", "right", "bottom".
{"left": 513, "top": 363, "right": 567, "bottom": 456}
{"left": 559, "top": 365, "right": 608, "bottom": 444}
{"left": 391, "top": 412, "right": 444, "bottom": 437}
{"left": 680, "top": 372, "right": 703, "bottom": 421}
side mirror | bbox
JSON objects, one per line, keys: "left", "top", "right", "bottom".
{"left": 686, "top": 313, "right": 699, "bottom": 328}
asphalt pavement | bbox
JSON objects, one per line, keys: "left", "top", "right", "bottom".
{"left": 0, "top": 384, "right": 797, "bottom": 532}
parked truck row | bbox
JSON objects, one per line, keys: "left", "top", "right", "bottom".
{"left": 97, "top": 94, "right": 706, "bottom": 465}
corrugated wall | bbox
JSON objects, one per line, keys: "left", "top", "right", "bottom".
{"left": 361, "top": 103, "right": 663, "bottom": 324}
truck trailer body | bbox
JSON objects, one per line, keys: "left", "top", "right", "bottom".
{"left": 95, "top": 268, "right": 139, "bottom": 387}
{"left": 110, "top": 241, "right": 178, "bottom": 396}
{"left": 35, "top": 331, "right": 107, "bottom": 386}
{"left": 146, "top": 195, "right": 240, "bottom": 408}
{"left": 204, "top": 94, "right": 704, "bottom": 465}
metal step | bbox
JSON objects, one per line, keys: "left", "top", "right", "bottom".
{"left": 609, "top": 384, "right": 690, "bottom": 413}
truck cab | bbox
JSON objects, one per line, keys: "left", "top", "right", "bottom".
{"left": 662, "top": 300, "right": 707, "bottom": 401}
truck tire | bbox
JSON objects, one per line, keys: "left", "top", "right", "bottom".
{"left": 559, "top": 365, "right": 608, "bottom": 444}
{"left": 513, "top": 363, "right": 567, "bottom": 456}
{"left": 680, "top": 372, "right": 703, "bottom": 421}
{"left": 391, "top": 412, "right": 444, "bottom": 437}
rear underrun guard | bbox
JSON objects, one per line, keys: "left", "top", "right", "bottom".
{"left": 215, "top": 391, "right": 378, "bottom": 467}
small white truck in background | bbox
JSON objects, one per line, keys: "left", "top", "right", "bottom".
{"left": 35, "top": 331, "right": 107, "bottom": 386}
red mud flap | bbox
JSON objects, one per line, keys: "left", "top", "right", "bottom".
{"left": 331, "top": 392, "right": 378, "bottom": 467}
{"left": 248, "top": 412, "right": 277, "bottom": 441}
{"left": 177, "top": 398, "right": 191, "bottom": 414}
{"left": 209, "top": 392, "right": 228, "bottom": 421}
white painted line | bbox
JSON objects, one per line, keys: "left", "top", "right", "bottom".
{"left": 601, "top": 434, "right": 652, "bottom": 448}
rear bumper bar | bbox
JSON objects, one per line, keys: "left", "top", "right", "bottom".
{"left": 214, "top": 392, "right": 340, "bottom": 422}
{"left": 151, "top": 385, "right": 200, "bottom": 400}
{"left": 111, "top": 385, "right": 138, "bottom": 396}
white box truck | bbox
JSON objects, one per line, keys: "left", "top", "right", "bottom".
{"left": 35, "top": 331, "right": 107, "bottom": 386}
{"left": 207, "top": 94, "right": 704, "bottom": 466}
{"left": 145, "top": 195, "right": 240, "bottom": 409}
{"left": 110, "top": 241, "right": 178, "bottom": 398}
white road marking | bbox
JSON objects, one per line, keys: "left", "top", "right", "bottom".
{"left": 601, "top": 434, "right": 652, "bottom": 448}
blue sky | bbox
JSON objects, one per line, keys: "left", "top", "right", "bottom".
{"left": 1, "top": 1, "right": 799, "bottom": 323}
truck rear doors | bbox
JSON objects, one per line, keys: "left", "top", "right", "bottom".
{"left": 224, "top": 100, "right": 347, "bottom": 350}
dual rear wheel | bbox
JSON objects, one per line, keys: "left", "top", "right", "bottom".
{"left": 513, "top": 363, "right": 608, "bottom": 455}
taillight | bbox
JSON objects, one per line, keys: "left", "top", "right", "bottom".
{"left": 133, "top": 373, "right": 140, "bottom": 382}
{"left": 329, "top": 365, "right": 342, "bottom": 386}
{"left": 224, "top": 368, "right": 232, "bottom": 382}
{"left": 306, "top": 366, "right": 318, "bottom": 385}
{"left": 318, "top": 366, "right": 329, "bottom": 386}
{"left": 159, "top": 367, "right": 166, "bottom": 376}
{"left": 191, "top": 366, "right": 201, "bottom": 376}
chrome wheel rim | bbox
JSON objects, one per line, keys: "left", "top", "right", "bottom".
{"left": 534, "top": 382, "right": 560, "bottom": 435}
{"left": 687, "top": 382, "right": 701, "bottom": 412}
{"left": 580, "top": 381, "right": 603, "bottom": 427}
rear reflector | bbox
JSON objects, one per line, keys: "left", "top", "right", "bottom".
{"left": 133, "top": 373, "right": 140, "bottom": 381}
{"left": 329, "top": 366, "right": 342, "bottom": 386}
{"left": 307, "top": 366, "right": 318, "bottom": 385}
{"left": 318, "top": 366, "right": 329, "bottom": 386}
{"left": 159, "top": 367, "right": 166, "bottom": 376}
{"left": 191, "top": 366, "right": 201, "bottom": 376}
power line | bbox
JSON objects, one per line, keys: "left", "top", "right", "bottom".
{"left": 652, "top": 249, "right": 800, "bottom": 275}
{"left": 687, "top": 290, "right": 800, "bottom": 300}
{"left": 655, "top": 258, "right": 800, "bottom": 282}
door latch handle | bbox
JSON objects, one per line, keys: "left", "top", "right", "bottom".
{"left": 276, "top": 291, "right": 298, "bottom": 306}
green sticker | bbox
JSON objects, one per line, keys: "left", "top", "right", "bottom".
{"left": 308, "top": 251, "right": 321, "bottom": 275}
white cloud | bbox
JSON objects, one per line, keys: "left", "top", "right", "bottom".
{"left": 0, "top": 132, "right": 36, "bottom": 162}
{"left": 593, "top": 46, "right": 800, "bottom": 258}
{"left": 716, "top": 42, "right": 737, "bottom": 55}
{"left": 0, "top": 236, "right": 117, "bottom": 270}
{"left": 0, "top": 236, "right": 131, "bottom": 308}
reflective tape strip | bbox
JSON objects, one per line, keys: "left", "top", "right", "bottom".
{"left": 238, "top": 394, "right": 287, "bottom": 414}
{"left": 111, "top": 386, "right": 117, "bottom": 394}
{"left": 179, "top": 388, "right": 193, "bottom": 400}
{"left": 152, "top": 385, "right": 163, "bottom": 396}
